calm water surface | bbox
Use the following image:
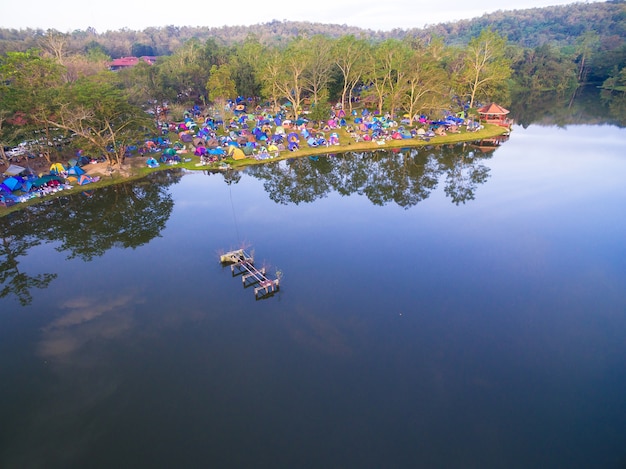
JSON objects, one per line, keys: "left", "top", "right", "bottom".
{"left": 1, "top": 124, "right": 626, "bottom": 468}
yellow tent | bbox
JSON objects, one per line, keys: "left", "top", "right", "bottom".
{"left": 228, "top": 147, "right": 246, "bottom": 160}
{"left": 50, "top": 163, "right": 66, "bottom": 174}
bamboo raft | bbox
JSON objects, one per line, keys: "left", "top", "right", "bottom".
{"left": 219, "top": 249, "right": 280, "bottom": 299}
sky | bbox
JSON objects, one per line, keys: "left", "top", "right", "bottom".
{"left": 0, "top": 0, "right": 606, "bottom": 33}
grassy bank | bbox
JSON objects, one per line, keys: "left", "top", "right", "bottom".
{"left": 230, "top": 124, "right": 509, "bottom": 168}
{"left": 1, "top": 124, "right": 509, "bottom": 217}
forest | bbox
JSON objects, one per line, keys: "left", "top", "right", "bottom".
{"left": 1, "top": 1, "right": 625, "bottom": 167}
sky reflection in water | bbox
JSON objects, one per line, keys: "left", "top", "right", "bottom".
{"left": 1, "top": 124, "right": 626, "bottom": 469}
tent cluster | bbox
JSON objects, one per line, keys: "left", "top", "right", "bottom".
{"left": 136, "top": 138, "right": 186, "bottom": 167}
{"left": 166, "top": 99, "right": 488, "bottom": 162}
{"left": 160, "top": 101, "right": 341, "bottom": 162}
{"left": 1, "top": 159, "right": 100, "bottom": 207}
{"left": 149, "top": 97, "right": 497, "bottom": 169}
{"left": 343, "top": 108, "right": 478, "bottom": 143}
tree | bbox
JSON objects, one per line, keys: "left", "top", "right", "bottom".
{"left": 308, "top": 100, "right": 332, "bottom": 128}
{"left": 460, "top": 29, "right": 511, "bottom": 108}
{"left": 258, "top": 47, "right": 284, "bottom": 113}
{"left": 231, "top": 35, "right": 264, "bottom": 98}
{"left": 131, "top": 43, "right": 155, "bottom": 57}
{"left": 404, "top": 45, "right": 450, "bottom": 124}
{"left": 0, "top": 49, "right": 65, "bottom": 163}
{"left": 38, "top": 29, "right": 69, "bottom": 66}
{"left": 45, "top": 72, "right": 151, "bottom": 166}
{"left": 511, "top": 44, "right": 577, "bottom": 94}
{"left": 332, "top": 35, "right": 368, "bottom": 113}
{"left": 259, "top": 39, "right": 309, "bottom": 119}
{"left": 207, "top": 64, "right": 237, "bottom": 110}
{"left": 303, "top": 35, "right": 334, "bottom": 105}
{"left": 363, "top": 39, "right": 411, "bottom": 116}
{"left": 574, "top": 30, "right": 600, "bottom": 85}
{"left": 0, "top": 110, "right": 14, "bottom": 167}
{"left": 159, "top": 38, "right": 208, "bottom": 103}
{"left": 120, "top": 60, "right": 176, "bottom": 126}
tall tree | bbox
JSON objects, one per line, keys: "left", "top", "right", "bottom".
{"left": 332, "top": 35, "right": 368, "bottom": 113}
{"left": 363, "top": 39, "right": 411, "bottom": 116}
{"left": 38, "top": 29, "right": 69, "bottom": 66}
{"left": 303, "top": 35, "right": 334, "bottom": 105}
{"left": 460, "top": 28, "right": 511, "bottom": 108}
{"left": 259, "top": 39, "right": 309, "bottom": 119}
{"left": 0, "top": 110, "right": 13, "bottom": 167}
{"left": 511, "top": 44, "right": 577, "bottom": 94}
{"left": 258, "top": 47, "right": 283, "bottom": 113}
{"left": 574, "top": 30, "right": 601, "bottom": 85}
{"left": 404, "top": 45, "right": 450, "bottom": 124}
{"left": 159, "top": 38, "right": 208, "bottom": 103}
{"left": 231, "top": 35, "right": 264, "bottom": 98}
{"left": 207, "top": 64, "right": 237, "bottom": 110}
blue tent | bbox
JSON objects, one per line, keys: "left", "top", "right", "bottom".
{"left": 67, "top": 165, "right": 85, "bottom": 176}
{"left": 2, "top": 176, "right": 22, "bottom": 191}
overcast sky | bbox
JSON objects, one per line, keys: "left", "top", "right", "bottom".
{"left": 0, "top": 0, "right": 606, "bottom": 33}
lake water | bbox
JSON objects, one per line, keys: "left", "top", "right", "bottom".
{"left": 1, "top": 123, "right": 626, "bottom": 468}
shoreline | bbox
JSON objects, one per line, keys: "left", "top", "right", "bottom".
{"left": 228, "top": 124, "right": 509, "bottom": 168}
{"left": 1, "top": 124, "right": 510, "bottom": 216}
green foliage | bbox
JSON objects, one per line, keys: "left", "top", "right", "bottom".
{"left": 207, "top": 64, "right": 237, "bottom": 104}
{"left": 511, "top": 44, "right": 578, "bottom": 94}
{"left": 460, "top": 29, "right": 511, "bottom": 107}
{"left": 131, "top": 43, "right": 155, "bottom": 57}
{"left": 308, "top": 101, "right": 332, "bottom": 124}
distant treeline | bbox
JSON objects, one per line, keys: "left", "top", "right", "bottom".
{"left": 1, "top": 1, "right": 625, "bottom": 55}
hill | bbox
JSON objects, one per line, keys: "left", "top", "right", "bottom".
{"left": 0, "top": 1, "right": 624, "bottom": 57}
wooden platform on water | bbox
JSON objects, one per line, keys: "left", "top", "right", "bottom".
{"left": 219, "top": 249, "right": 280, "bottom": 300}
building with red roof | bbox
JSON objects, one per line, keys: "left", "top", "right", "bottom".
{"left": 109, "top": 56, "right": 157, "bottom": 71}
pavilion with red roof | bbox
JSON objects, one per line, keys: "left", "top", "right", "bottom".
{"left": 477, "top": 103, "right": 513, "bottom": 128}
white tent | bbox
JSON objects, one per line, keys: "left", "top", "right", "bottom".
{"left": 3, "top": 164, "right": 25, "bottom": 176}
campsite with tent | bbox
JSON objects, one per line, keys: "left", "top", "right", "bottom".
{"left": 1, "top": 159, "right": 101, "bottom": 208}
{"left": 1, "top": 96, "right": 510, "bottom": 212}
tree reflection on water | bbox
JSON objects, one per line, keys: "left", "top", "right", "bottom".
{"left": 0, "top": 143, "right": 502, "bottom": 306}
{"left": 0, "top": 170, "right": 181, "bottom": 305}
{"left": 246, "top": 143, "right": 497, "bottom": 208}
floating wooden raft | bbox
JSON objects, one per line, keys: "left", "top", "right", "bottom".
{"left": 219, "top": 249, "right": 280, "bottom": 299}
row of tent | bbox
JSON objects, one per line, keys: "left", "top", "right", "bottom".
{"left": 1, "top": 162, "right": 100, "bottom": 206}
{"left": 1, "top": 173, "right": 67, "bottom": 193}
